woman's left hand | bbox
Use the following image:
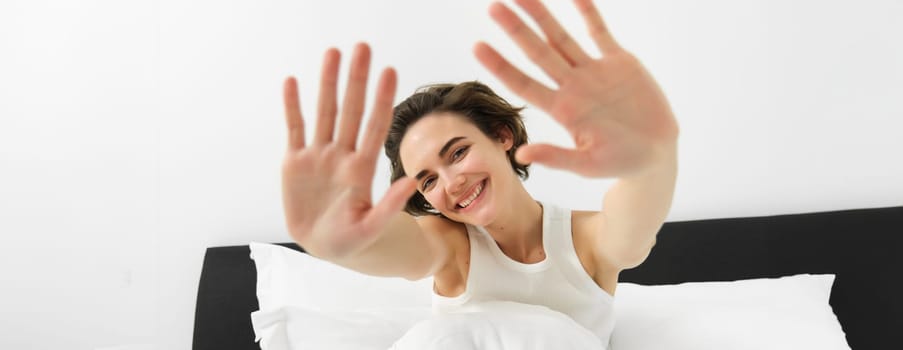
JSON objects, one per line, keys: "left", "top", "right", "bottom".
{"left": 475, "top": 0, "right": 679, "bottom": 178}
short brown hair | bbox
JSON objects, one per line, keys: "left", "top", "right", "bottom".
{"left": 384, "top": 81, "right": 530, "bottom": 216}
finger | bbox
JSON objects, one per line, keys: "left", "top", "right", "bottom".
{"left": 474, "top": 41, "right": 554, "bottom": 112}
{"left": 573, "top": 0, "right": 622, "bottom": 54}
{"left": 283, "top": 76, "right": 306, "bottom": 150}
{"left": 514, "top": 0, "right": 592, "bottom": 65}
{"left": 515, "top": 143, "right": 584, "bottom": 170}
{"left": 363, "top": 176, "right": 418, "bottom": 229}
{"left": 314, "top": 48, "right": 341, "bottom": 145}
{"left": 336, "top": 42, "right": 372, "bottom": 150}
{"left": 489, "top": 2, "right": 570, "bottom": 83}
{"left": 359, "top": 67, "right": 397, "bottom": 166}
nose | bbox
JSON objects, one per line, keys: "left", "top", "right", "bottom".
{"left": 444, "top": 172, "right": 466, "bottom": 196}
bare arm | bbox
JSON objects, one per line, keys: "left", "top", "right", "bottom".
{"left": 475, "top": 0, "right": 680, "bottom": 270}
{"left": 597, "top": 146, "right": 677, "bottom": 269}
{"left": 329, "top": 211, "right": 450, "bottom": 281}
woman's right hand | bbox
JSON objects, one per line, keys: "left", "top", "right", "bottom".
{"left": 281, "top": 43, "right": 418, "bottom": 259}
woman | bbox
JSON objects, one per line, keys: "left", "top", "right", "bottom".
{"left": 280, "top": 0, "right": 679, "bottom": 344}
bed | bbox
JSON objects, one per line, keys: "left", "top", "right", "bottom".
{"left": 193, "top": 205, "right": 902, "bottom": 349}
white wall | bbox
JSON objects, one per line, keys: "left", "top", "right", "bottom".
{"left": 1, "top": 0, "right": 900, "bottom": 349}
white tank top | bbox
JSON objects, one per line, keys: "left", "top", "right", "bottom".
{"left": 432, "top": 202, "right": 616, "bottom": 346}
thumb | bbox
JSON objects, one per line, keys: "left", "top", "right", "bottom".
{"left": 365, "top": 176, "right": 418, "bottom": 228}
{"left": 516, "top": 144, "right": 583, "bottom": 170}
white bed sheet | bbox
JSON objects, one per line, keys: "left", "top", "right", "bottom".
{"left": 390, "top": 301, "right": 606, "bottom": 350}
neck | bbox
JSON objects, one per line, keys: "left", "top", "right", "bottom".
{"left": 484, "top": 182, "right": 544, "bottom": 262}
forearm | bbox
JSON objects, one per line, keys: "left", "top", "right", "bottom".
{"left": 601, "top": 144, "right": 678, "bottom": 262}
{"left": 331, "top": 211, "right": 449, "bottom": 281}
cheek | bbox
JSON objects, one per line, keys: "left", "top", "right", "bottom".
{"left": 465, "top": 151, "right": 506, "bottom": 177}
{"left": 459, "top": 152, "right": 490, "bottom": 171}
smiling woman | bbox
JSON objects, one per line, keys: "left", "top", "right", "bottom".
{"left": 5, "top": 0, "right": 902, "bottom": 348}
{"left": 385, "top": 81, "right": 530, "bottom": 217}
{"left": 279, "top": 0, "right": 677, "bottom": 346}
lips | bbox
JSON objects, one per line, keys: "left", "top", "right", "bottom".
{"left": 455, "top": 179, "right": 487, "bottom": 210}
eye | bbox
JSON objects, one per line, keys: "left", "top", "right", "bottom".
{"left": 451, "top": 146, "right": 469, "bottom": 161}
{"left": 422, "top": 176, "right": 435, "bottom": 191}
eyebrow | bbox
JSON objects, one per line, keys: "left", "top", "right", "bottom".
{"left": 415, "top": 136, "right": 466, "bottom": 181}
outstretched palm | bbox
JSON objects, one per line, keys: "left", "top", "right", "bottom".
{"left": 475, "top": 0, "right": 679, "bottom": 178}
{"left": 281, "top": 44, "right": 416, "bottom": 259}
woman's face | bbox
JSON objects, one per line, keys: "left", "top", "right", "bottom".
{"left": 399, "top": 112, "right": 514, "bottom": 226}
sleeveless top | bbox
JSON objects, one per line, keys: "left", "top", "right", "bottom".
{"left": 432, "top": 202, "right": 616, "bottom": 346}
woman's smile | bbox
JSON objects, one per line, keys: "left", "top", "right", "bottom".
{"left": 455, "top": 179, "right": 488, "bottom": 213}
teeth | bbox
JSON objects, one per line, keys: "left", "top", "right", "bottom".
{"left": 458, "top": 182, "right": 483, "bottom": 208}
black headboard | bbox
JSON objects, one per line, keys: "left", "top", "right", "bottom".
{"left": 193, "top": 206, "right": 903, "bottom": 350}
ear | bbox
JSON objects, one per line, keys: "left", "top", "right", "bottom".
{"left": 495, "top": 125, "right": 514, "bottom": 151}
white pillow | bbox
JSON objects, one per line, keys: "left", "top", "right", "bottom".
{"left": 611, "top": 274, "right": 851, "bottom": 350}
{"left": 249, "top": 242, "right": 432, "bottom": 312}
{"left": 251, "top": 305, "right": 431, "bottom": 350}
{"left": 391, "top": 301, "right": 606, "bottom": 350}
{"left": 249, "top": 242, "right": 435, "bottom": 350}
{"left": 252, "top": 301, "right": 604, "bottom": 350}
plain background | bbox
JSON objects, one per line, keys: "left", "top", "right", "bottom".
{"left": 1, "top": 0, "right": 901, "bottom": 349}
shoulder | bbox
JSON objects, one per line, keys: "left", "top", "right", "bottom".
{"left": 416, "top": 215, "right": 471, "bottom": 296}
{"left": 416, "top": 216, "right": 468, "bottom": 255}
{"left": 417, "top": 215, "right": 467, "bottom": 239}
{"left": 569, "top": 210, "right": 607, "bottom": 269}
{"left": 570, "top": 209, "right": 623, "bottom": 278}
{"left": 416, "top": 215, "right": 469, "bottom": 260}
{"left": 569, "top": 209, "right": 605, "bottom": 244}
